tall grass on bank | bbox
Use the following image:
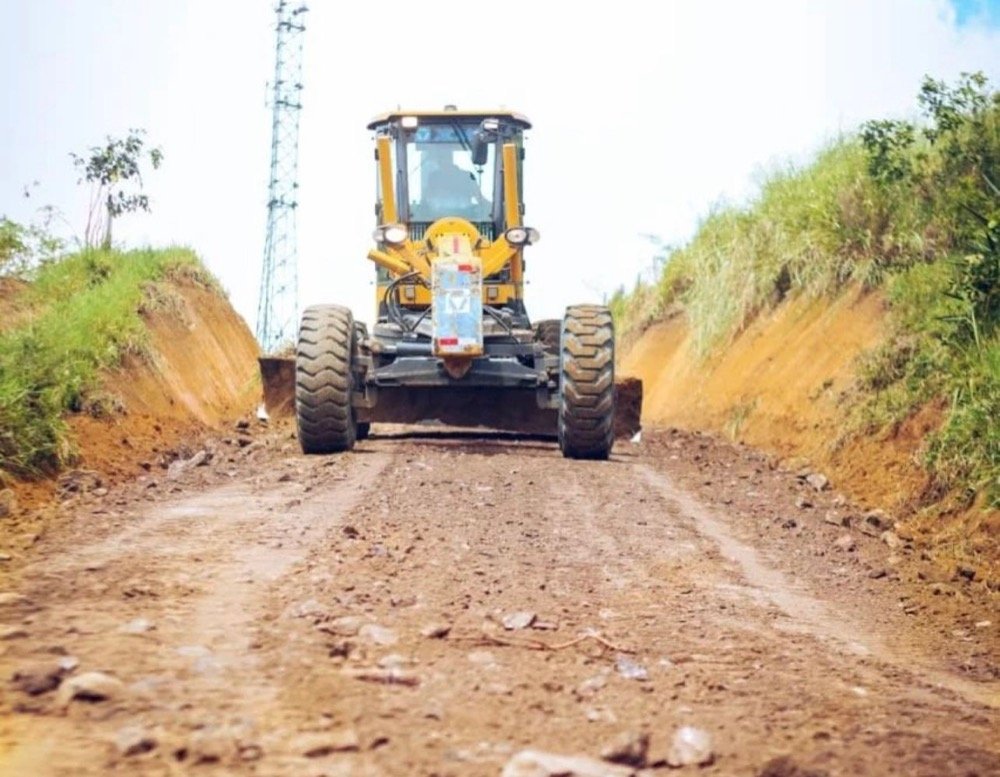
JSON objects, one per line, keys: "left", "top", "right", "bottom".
{"left": 612, "top": 74, "right": 999, "bottom": 507}
{"left": 0, "top": 247, "right": 210, "bottom": 479}
{"left": 611, "top": 140, "right": 931, "bottom": 353}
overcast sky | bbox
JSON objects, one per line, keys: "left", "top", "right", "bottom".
{"left": 2, "top": 1, "right": 998, "bottom": 332}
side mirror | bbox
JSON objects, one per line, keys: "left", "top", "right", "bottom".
{"left": 471, "top": 118, "right": 500, "bottom": 167}
{"left": 471, "top": 131, "right": 490, "bottom": 167}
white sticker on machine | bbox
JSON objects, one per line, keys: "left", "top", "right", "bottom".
{"left": 432, "top": 256, "right": 483, "bottom": 356}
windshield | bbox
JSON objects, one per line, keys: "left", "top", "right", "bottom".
{"left": 405, "top": 123, "right": 495, "bottom": 223}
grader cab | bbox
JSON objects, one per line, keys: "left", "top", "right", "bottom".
{"left": 293, "top": 109, "right": 631, "bottom": 459}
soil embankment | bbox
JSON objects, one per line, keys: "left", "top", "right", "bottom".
{"left": 6, "top": 278, "right": 259, "bottom": 512}
{"left": 620, "top": 288, "right": 998, "bottom": 580}
{"left": 74, "top": 280, "right": 260, "bottom": 478}
{"left": 622, "top": 290, "right": 906, "bottom": 503}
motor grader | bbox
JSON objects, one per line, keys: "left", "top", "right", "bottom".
{"left": 293, "top": 108, "right": 619, "bottom": 459}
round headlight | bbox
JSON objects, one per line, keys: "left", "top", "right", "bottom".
{"left": 505, "top": 227, "right": 528, "bottom": 245}
{"left": 383, "top": 225, "right": 408, "bottom": 245}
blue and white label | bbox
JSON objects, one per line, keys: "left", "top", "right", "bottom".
{"left": 432, "top": 258, "right": 483, "bottom": 356}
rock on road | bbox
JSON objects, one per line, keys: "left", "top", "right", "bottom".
{"left": 0, "top": 425, "right": 997, "bottom": 776}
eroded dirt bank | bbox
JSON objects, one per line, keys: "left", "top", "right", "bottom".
{"left": 620, "top": 290, "right": 902, "bottom": 508}
{"left": 0, "top": 423, "right": 996, "bottom": 776}
{"left": 619, "top": 289, "right": 998, "bottom": 584}
{"left": 7, "top": 278, "right": 259, "bottom": 514}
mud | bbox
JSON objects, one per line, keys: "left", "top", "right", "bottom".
{"left": 0, "top": 424, "right": 997, "bottom": 776}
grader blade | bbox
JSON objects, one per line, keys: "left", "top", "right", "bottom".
{"left": 258, "top": 356, "right": 295, "bottom": 417}
{"left": 259, "top": 355, "right": 642, "bottom": 438}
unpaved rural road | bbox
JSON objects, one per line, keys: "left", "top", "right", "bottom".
{"left": 1, "top": 425, "right": 998, "bottom": 776}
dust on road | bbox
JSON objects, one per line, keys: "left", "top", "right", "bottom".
{"left": 1, "top": 425, "right": 997, "bottom": 776}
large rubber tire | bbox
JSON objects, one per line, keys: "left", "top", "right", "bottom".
{"left": 295, "top": 304, "right": 357, "bottom": 454}
{"left": 558, "top": 305, "right": 615, "bottom": 460}
{"left": 534, "top": 319, "right": 561, "bottom": 355}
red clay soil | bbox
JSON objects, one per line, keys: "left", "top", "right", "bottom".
{"left": 1, "top": 423, "right": 997, "bottom": 776}
{"left": 620, "top": 287, "right": 998, "bottom": 581}
{"left": 79, "top": 282, "right": 260, "bottom": 469}
{"left": 7, "top": 279, "right": 260, "bottom": 511}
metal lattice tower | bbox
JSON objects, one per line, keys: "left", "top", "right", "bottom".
{"left": 256, "top": 1, "right": 308, "bottom": 352}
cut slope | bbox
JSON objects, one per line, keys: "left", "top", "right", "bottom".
{"left": 622, "top": 286, "right": 999, "bottom": 578}
{"left": 69, "top": 278, "right": 260, "bottom": 482}
{"left": 3, "top": 272, "right": 260, "bottom": 512}
{"left": 622, "top": 288, "right": 931, "bottom": 510}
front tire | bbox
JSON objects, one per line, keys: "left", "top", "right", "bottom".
{"left": 558, "top": 305, "right": 615, "bottom": 460}
{"left": 295, "top": 305, "right": 357, "bottom": 454}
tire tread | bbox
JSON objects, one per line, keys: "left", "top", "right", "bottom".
{"left": 558, "top": 305, "right": 615, "bottom": 460}
{"left": 295, "top": 304, "right": 357, "bottom": 453}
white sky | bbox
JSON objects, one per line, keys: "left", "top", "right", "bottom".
{"left": 2, "top": 1, "right": 998, "bottom": 331}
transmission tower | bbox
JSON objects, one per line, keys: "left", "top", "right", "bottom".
{"left": 256, "top": 1, "right": 308, "bottom": 352}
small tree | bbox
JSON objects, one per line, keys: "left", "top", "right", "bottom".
{"left": 71, "top": 129, "right": 163, "bottom": 249}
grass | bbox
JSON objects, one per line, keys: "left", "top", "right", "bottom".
{"left": 613, "top": 74, "right": 999, "bottom": 508}
{"left": 638, "top": 140, "right": 931, "bottom": 355}
{"left": 855, "top": 259, "right": 1000, "bottom": 506}
{"left": 725, "top": 398, "right": 758, "bottom": 441}
{"left": 0, "top": 246, "right": 217, "bottom": 479}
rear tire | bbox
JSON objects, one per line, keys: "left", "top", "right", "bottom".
{"left": 295, "top": 305, "right": 357, "bottom": 454}
{"left": 558, "top": 305, "right": 615, "bottom": 460}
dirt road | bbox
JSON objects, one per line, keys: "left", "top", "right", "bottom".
{"left": 1, "top": 425, "right": 997, "bottom": 776}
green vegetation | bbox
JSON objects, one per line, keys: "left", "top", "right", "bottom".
{"left": 71, "top": 129, "right": 163, "bottom": 249}
{"left": 0, "top": 214, "right": 64, "bottom": 276}
{"left": 612, "top": 73, "right": 999, "bottom": 508}
{"left": 0, "top": 246, "right": 212, "bottom": 480}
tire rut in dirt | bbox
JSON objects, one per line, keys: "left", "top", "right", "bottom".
{"left": 0, "top": 450, "right": 392, "bottom": 776}
{"left": 559, "top": 305, "right": 615, "bottom": 460}
{"left": 295, "top": 304, "right": 356, "bottom": 453}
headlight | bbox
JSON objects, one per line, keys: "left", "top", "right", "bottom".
{"left": 373, "top": 224, "right": 408, "bottom": 245}
{"left": 384, "top": 225, "right": 408, "bottom": 244}
{"left": 505, "top": 227, "right": 528, "bottom": 245}
{"left": 505, "top": 226, "right": 540, "bottom": 246}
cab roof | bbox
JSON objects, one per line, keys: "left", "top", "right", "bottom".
{"left": 367, "top": 109, "right": 531, "bottom": 130}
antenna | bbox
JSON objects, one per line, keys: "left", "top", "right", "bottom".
{"left": 256, "top": 1, "right": 308, "bottom": 352}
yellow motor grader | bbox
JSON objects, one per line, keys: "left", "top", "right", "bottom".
{"left": 292, "top": 108, "right": 627, "bottom": 459}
